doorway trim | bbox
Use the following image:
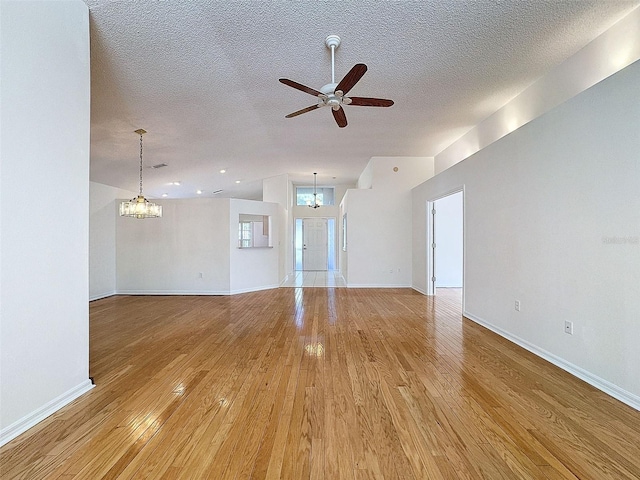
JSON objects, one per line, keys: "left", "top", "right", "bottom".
{"left": 426, "top": 186, "right": 465, "bottom": 307}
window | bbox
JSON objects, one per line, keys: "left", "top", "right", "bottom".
{"left": 296, "top": 186, "right": 335, "bottom": 206}
{"left": 239, "top": 221, "right": 252, "bottom": 248}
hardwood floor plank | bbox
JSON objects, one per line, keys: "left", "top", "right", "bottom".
{"left": 1, "top": 289, "right": 639, "bottom": 479}
{"left": 250, "top": 334, "right": 297, "bottom": 479}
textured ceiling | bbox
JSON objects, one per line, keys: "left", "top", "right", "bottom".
{"left": 85, "top": 0, "right": 638, "bottom": 200}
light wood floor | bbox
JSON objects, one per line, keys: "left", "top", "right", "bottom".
{"left": 1, "top": 288, "right": 639, "bottom": 479}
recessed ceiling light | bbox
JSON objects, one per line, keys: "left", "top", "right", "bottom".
{"left": 235, "top": 180, "right": 241, "bottom": 184}
{"left": 173, "top": 181, "right": 181, "bottom": 186}
{"left": 196, "top": 190, "right": 202, "bottom": 194}
{"left": 219, "top": 169, "right": 226, "bottom": 174}
{"left": 161, "top": 193, "right": 168, "bottom": 197}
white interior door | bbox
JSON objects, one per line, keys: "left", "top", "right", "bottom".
{"left": 303, "top": 218, "right": 328, "bottom": 271}
{"left": 434, "top": 192, "right": 463, "bottom": 287}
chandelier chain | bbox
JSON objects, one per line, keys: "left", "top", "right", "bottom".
{"left": 139, "top": 133, "right": 144, "bottom": 195}
{"left": 309, "top": 172, "right": 320, "bottom": 208}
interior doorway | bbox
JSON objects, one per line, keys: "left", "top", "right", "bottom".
{"left": 295, "top": 218, "right": 336, "bottom": 271}
{"left": 427, "top": 189, "right": 464, "bottom": 302}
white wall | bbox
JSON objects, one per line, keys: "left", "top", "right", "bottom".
{"left": 230, "top": 199, "right": 280, "bottom": 293}
{"left": 357, "top": 162, "right": 374, "bottom": 189}
{"left": 435, "top": 6, "right": 640, "bottom": 174}
{"left": 412, "top": 60, "right": 640, "bottom": 409}
{"left": 0, "top": 1, "right": 93, "bottom": 445}
{"left": 435, "top": 192, "right": 463, "bottom": 287}
{"left": 90, "top": 182, "right": 137, "bottom": 300}
{"left": 117, "top": 198, "right": 231, "bottom": 294}
{"left": 116, "top": 197, "right": 280, "bottom": 295}
{"left": 343, "top": 157, "right": 434, "bottom": 287}
{"left": 263, "top": 174, "right": 291, "bottom": 282}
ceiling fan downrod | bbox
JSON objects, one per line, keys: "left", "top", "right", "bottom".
{"left": 325, "top": 35, "right": 341, "bottom": 85}
{"left": 321, "top": 35, "right": 347, "bottom": 111}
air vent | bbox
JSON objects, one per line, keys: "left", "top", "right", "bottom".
{"left": 151, "top": 163, "right": 168, "bottom": 169}
{"left": 212, "top": 189, "right": 223, "bottom": 195}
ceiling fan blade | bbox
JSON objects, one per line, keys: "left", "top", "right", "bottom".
{"left": 279, "top": 78, "right": 323, "bottom": 96}
{"left": 348, "top": 97, "right": 394, "bottom": 107}
{"left": 285, "top": 104, "right": 321, "bottom": 118}
{"left": 332, "top": 106, "right": 347, "bottom": 128}
{"left": 335, "top": 63, "right": 367, "bottom": 95}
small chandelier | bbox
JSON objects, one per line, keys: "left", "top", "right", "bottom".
{"left": 309, "top": 172, "right": 321, "bottom": 209}
{"left": 120, "top": 129, "right": 162, "bottom": 219}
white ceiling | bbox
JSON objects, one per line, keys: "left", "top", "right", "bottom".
{"left": 85, "top": 0, "right": 638, "bottom": 200}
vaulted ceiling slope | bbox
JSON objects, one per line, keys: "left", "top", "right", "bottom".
{"left": 85, "top": 0, "right": 638, "bottom": 200}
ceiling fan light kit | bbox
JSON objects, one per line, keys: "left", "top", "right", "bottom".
{"left": 279, "top": 35, "right": 394, "bottom": 128}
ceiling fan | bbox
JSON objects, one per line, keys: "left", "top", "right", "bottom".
{"left": 279, "top": 35, "right": 394, "bottom": 128}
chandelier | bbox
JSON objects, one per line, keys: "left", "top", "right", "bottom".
{"left": 119, "top": 129, "right": 163, "bottom": 219}
{"left": 309, "top": 172, "right": 321, "bottom": 209}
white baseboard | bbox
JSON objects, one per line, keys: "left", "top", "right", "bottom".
{"left": 229, "top": 284, "right": 280, "bottom": 295}
{"left": 463, "top": 311, "right": 640, "bottom": 412}
{"left": 411, "top": 285, "right": 429, "bottom": 295}
{"left": 0, "top": 379, "right": 95, "bottom": 447}
{"left": 347, "top": 284, "right": 412, "bottom": 289}
{"left": 117, "top": 289, "right": 229, "bottom": 296}
{"left": 89, "top": 291, "right": 116, "bottom": 301}
{"left": 116, "top": 285, "right": 279, "bottom": 296}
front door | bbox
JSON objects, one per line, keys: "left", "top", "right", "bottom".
{"left": 303, "top": 218, "right": 328, "bottom": 271}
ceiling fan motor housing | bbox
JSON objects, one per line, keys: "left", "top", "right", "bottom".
{"left": 319, "top": 83, "right": 344, "bottom": 110}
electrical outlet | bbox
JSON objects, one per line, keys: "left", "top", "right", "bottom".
{"left": 515, "top": 300, "right": 521, "bottom": 312}
{"left": 564, "top": 321, "right": 573, "bottom": 335}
